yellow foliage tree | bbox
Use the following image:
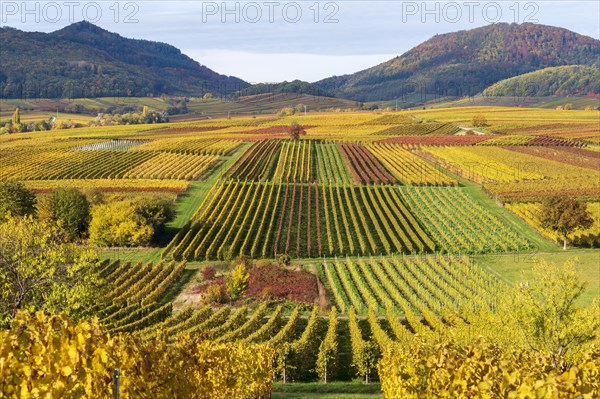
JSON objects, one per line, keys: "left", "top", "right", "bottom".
{"left": 0, "top": 311, "right": 275, "bottom": 398}
{"left": 226, "top": 262, "right": 249, "bottom": 300}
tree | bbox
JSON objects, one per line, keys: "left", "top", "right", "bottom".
{"left": 226, "top": 262, "right": 249, "bottom": 300}
{"left": 584, "top": 105, "right": 594, "bottom": 111}
{"left": 43, "top": 188, "right": 90, "bottom": 240}
{"left": 288, "top": 121, "right": 306, "bottom": 140}
{"left": 538, "top": 197, "right": 593, "bottom": 250}
{"left": 277, "top": 107, "right": 295, "bottom": 117}
{"left": 472, "top": 114, "right": 488, "bottom": 127}
{"left": 202, "top": 92, "right": 213, "bottom": 100}
{"left": 89, "top": 201, "right": 154, "bottom": 247}
{"left": 512, "top": 260, "right": 600, "bottom": 370}
{"left": 134, "top": 196, "right": 175, "bottom": 238}
{"left": 142, "top": 105, "right": 149, "bottom": 116}
{"left": 564, "top": 103, "right": 573, "bottom": 110}
{"left": 0, "top": 181, "right": 36, "bottom": 221}
{"left": 11, "top": 107, "right": 20, "bottom": 126}
{"left": 0, "top": 216, "right": 100, "bottom": 323}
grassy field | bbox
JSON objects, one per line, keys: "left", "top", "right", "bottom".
{"left": 166, "top": 143, "right": 251, "bottom": 230}
{"left": 477, "top": 250, "right": 599, "bottom": 306}
{"left": 273, "top": 382, "right": 381, "bottom": 399}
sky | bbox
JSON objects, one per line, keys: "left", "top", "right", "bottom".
{"left": 1, "top": 1, "right": 599, "bottom": 83}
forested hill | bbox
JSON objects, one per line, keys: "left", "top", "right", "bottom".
{"left": 314, "top": 23, "right": 600, "bottom": 102}
{"left": 482, "top": 65, "right": 600, "bottom": 97}
{"left": 0, "top": 21, "right": 249, "bottom": 99}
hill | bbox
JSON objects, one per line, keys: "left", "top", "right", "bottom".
{"left": 239, "top": 80, "right": 332, "bottom": 98}
{"left": 314, "top": 23, "right": 600, "bottom": 102}
{"left": 482, "top": 65, "right": 600, "bottom": 97}
{"left": 0, "top": 21, "right": 248, "bottom": 99}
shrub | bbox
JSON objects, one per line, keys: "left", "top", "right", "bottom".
{"left": 201, "top": 266, "right": 216, "bottom": 281}
{"left": 43, "top": 188, "right": 90, "bottom": 240}
{"left": 278, "top": 254, "right": 291, "bottom": 267}
{"left": 89, "top": 202, "right": 154, "bottom": 247}
{"left": 0, "top": 181, "right": 36, "bottom": 221}
{"left": 204, "top": 283, "right": 228, "bottom": 304}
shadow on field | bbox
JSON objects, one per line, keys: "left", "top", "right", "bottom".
{"left": 159, "top": 268, "right": 196, "bottom": 305}
{"left": 155, "top": 225, "right": 180, "bottom": 247}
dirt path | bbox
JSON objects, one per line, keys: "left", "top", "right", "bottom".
{"left": 312, "top": 264, "right": 331, "bottom": 312}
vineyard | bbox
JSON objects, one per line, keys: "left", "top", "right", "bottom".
{"left": 2, "top": 107, "right": 599, "bottom": 398}
{"left": 94, "top": 259, "right": 189, "bottom": 333}
{"left": 398, "top": 187, "right": 532, "bottom": 253}
{"left": 365, "top": 143, "right": 456, "bottom": 186}
{"left": 317, "top": 256, "right": 498, "bottom": 316}
{"left": 377, "top": 134, "right": 495, "bottom": 146}
{"left": 338, "top": 143, "right": 396, "bottom": 184}
{"left": 374, "top": 122, "right": 459, "bottom": 136}
{"left": 123, "top": 153, "right": 220, "bottom": 180}
{"left": 84, "top": 254, "right": 507, "bottom": 384}
{"left": 163, "top": 181, "right": 437, "bottom": 260}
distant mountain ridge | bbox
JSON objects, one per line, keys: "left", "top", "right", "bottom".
{"left": 2, "top": 21, "right": 599, "bottom": 102}
{"left": 0, "top": 21, "right": 249, "bottom": 99}
{"left": 482, "top": 65, "right": 600, "bottom": 97}
{"left": 314, "top": 23, "right": 600, "bottom": 102}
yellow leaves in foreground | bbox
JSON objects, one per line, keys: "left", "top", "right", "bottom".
{"left": 0, "top": 311, "right": 274, "bottom": 399}
{"left": 378, "top": 338, "right": 600, "bottom": 399}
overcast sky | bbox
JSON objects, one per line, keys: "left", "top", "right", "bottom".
{"left": 2, "top": 1, "right": 598, "bottom": 82}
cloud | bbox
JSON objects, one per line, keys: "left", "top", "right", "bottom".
{"left": 182, "top": 49, "right": 397, "bottom": 82}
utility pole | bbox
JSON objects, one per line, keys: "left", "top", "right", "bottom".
{"left": 304, "top": 104, "right": 307, "bottom": 116}
{"left": 395, "top": 99, "right": 398, "bottom": 112}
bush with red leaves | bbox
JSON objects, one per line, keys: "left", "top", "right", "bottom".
{"left": 201, "top": 266, "right": 216, "bottom": 281}
{"left": 246, "top": 265, "right": 318, "bottom": 304}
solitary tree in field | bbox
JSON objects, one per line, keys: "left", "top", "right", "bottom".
{"left": 472, "top": 114, "right": 488, "bottom": 127}
{"left": 538, "top": 197, "right": 593, "bottom": 250}
{"left": 11, "top": 107, "right": 20, "bottom": 126}
{"left": 512, "top": 260, "right": 599, "bottom": 370}
{"left": 288, "top": 121, "right": 306, "bottom": 140}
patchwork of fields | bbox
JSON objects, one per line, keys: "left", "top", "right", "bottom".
{"left": 2, "top": 108, "right": 598, "bottom": 257}
{"left": 2, "top": 106, "right": 599, "bottom": 393}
